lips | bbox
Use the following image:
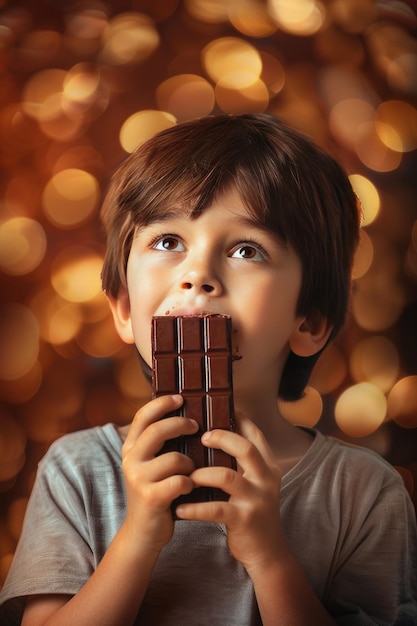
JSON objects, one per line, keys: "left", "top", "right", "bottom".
{"left": 161, "top": 306, "right": 217, "bottom": 317}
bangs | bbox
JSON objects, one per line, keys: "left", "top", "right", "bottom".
{"left": 126, "top": 119, "right": 294, "bottom": 247}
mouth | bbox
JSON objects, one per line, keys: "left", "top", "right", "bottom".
{"left": 162, "top": 307, "right": 217, "bottom": 317}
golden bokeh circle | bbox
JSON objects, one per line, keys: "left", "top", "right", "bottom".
{"left": 119, "top": 110, "right": 177, "bottom": 153}
{"left": 335, "top": 382, "right": 387, "bottom": 438}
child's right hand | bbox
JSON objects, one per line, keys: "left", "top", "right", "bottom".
{"left": 120, "top": 394, "right": 198, "bottom": 555}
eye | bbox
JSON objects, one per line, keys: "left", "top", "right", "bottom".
{"left": 231, "top": 242, "right": 266, "bottom": 261}
{"left": 153, "top": 235, "right": 185, "bottom": 252}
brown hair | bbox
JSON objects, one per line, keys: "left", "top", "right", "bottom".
{"left": 101, "top": 113, "right": 360, "bottom": 399}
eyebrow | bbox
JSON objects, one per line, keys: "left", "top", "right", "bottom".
{"left": 232, "top": 215, "right": 288, "bottom": 249}
{"left": 141, "top": 207, "right": 192, "bottom": 225}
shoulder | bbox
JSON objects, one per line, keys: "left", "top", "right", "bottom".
{"left": 308, "top": 429, "right": 401, "bottom": 477}
{"left": 306, "top": 430, "right": 413, "bottom": 519}
{"left": 39, "top": 423, "right": 123, "bottom": 481}
{"left": 319, "top": 432, "right": 402, "bottom": 484}
{"left": 46, "top": 423, "right": 122, "bottom": 458}
{"left": 27, "top": 424, "right": 126, "bottom": 533}
{"left": 285, "top": 429, "right": 410, "bottom": 510}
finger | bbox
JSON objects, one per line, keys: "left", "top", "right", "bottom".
{"left": 175, "top": 498, "right": 229, "bottom": 523}
{"left": 141, "top": 473, "right": 196, "bottom": 513}
{"left": 124, "top": 394, "right": 183, "bottom": 451}
{"left": 201, "top": 426, "right": 276, "bottom": 479}
{"left": 201, "top": 429, "right": 268, "bottom": 478}
{"left": 190, "top": 465, "right": 248, "bottom": 499}
{"left": 237, "top": 416, "right": 277, "bottom": 466}
{"left": 138, "top": 450, "right": 196, "bottom": 485}
{"left": 125, "top": 415, "right": 199, "bottom": 461}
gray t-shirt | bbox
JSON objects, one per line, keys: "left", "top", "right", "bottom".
{"left": 1, "top": 424, "right": 416, "bottom": 625}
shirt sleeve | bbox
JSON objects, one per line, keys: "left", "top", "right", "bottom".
{"left": 0, "top": 440, "right": 96, "bottom": 616}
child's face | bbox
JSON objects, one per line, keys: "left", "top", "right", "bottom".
{"left": 113, "top": 187, "right": 307, "bottom": 398}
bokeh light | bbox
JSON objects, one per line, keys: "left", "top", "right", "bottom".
{"left": 349, "top": 336, "right": 399, "bottom": 392}
{"left": 116, "top": 353, "right": 150, "bottom": 405}
{"left": 229, "top": 3, "right": 277, "bottom": 37}
{"left": 0, "top": 304, "right": 39, "bottom": 381}
{"left": 335, "top": 383, "right": 387, "bottom": 438}
{"left": 0, "top": 362, "right": 43, "bottom": 405}
{"left": 156, "top": 74, "right": 215, "bottom": 121}
{"left": 328, "top": 96, "right": 376, "bottom": 150}
{"left": 310, "top": 344, "right": 347, "bottom": 395}
{"left": 268, "top": 0, "right": 326, "bottom": 35}
{"left": 215, "top": 77, "right": 269, "bottom": 113}
{"left": 42, "top": 169, "right": 100, "bottom": 228}
{"left": 62, "top": 63, "right": 109, "bottom": 121}
{"left": 22, "top": 69, "right": 68, "bottom": 121}
{"left": 279, "top": 386, "right": 323, "bottom": 427}
{"left": 76, "top": 314, "right": 124, "bottom": 358}
{"left": 0, "top": 217, "right": 46, "bottom": 275}
{"left": 64, "top": 6, "right": 108, "bottom": 57}
{"left": 349, "top": 174, "right": 380, "bottom": 226}
{"left": 29, "top": 287, "right": 81, "bottom": 345}
{"left": 50, "top": 246, "right": 103, "bottom": 303}
{"left": 388, "top": 376, "right": 417, "bottom": 429}
{"left": 355, "top": 121, "right": 403, "bottom": 172}
{"left": 202, "top": 37, "right": 262, "bottom": 89}
{"left": 376, "top": 101, "right": 417, "bottom": 152}
{"left": 100, "top": 12, "right": 160, "bottom": 65}
{"left": 184, "top": 0, "right": 229, "bottom": 23}
{"left": 119, "top": 110, "right": 177, "bottom": 153}
{"left": 352, "top": 275, "right": 407, "bottom": 331}
{"left": 352, "top": 229, "right": 374, "bottom": 279}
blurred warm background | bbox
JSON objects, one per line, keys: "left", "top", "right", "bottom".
{"left": 0, "top": 0, "right": 417, "bottom": 587}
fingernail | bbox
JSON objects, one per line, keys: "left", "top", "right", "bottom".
{"left": 201, "top": 431, "right": 211, "bottom": 443}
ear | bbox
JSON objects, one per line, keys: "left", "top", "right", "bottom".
{"left": 289, "top": 316, "right": 333, "bottom": 357}
{"left": 107, "top": 287, "right": 135, "bottom": 345}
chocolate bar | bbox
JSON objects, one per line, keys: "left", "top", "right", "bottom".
{"left": 151, "top": 314, "right": 236, "bottom": 507}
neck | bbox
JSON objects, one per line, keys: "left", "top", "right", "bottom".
{"left": 233, "top": 391, "right": 314, "bottom": 472}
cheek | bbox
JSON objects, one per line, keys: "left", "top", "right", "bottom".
{"left": 125, "top": 288, "right": 153, "bottom": 364}
{"left": 238, "top": 279, "right": 300, "bottom": 340}
{"left": 240, "top": 276, "right": 298, "bottom": 319}
{"left": 130, "top": 310, "right": 152, "bottom": 365}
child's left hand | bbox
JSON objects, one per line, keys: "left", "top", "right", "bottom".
{"left": 175, "top": 415, "right": 286, "bottom": 578}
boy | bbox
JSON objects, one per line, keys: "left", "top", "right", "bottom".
{"left": 1, "top": 113, "right": 416, "bottom": 625}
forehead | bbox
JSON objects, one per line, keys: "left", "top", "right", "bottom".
{"left": 136, "top": 185, "right": 255, "bottom": 226}
{"left": 135, "top": 186, "right": 288, "bottom": 250}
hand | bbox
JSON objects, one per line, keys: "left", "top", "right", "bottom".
{"left": 121, "top": 394, "right": 199, "bottom": 554}
{"left": 175, "top": 414, "right": 286, "bottom": 576}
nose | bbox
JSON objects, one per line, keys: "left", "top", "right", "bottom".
{"left": 181, "top": 280, "right": 215, "bottom": 293}
{"left": 179, "top": 261, "right": 223, "bottom": 296}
